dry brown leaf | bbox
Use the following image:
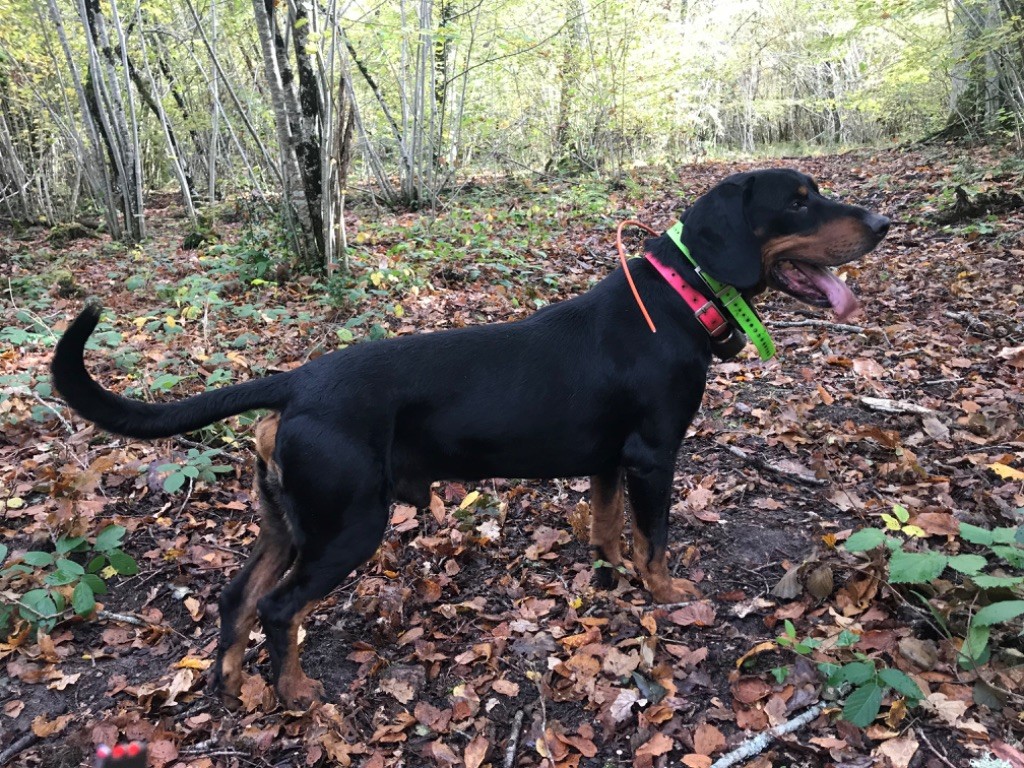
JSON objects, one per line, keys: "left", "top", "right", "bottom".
{"left": 681, "top": 755, "right": 713, "bottom": 768}
{"left": 772, "top": 567, "right": 802, "bottom": 599}
{"left": 667, "top": 601, "right": 716, "bottom": 627}
{"left": 463, "top": 734, "right": 489, "bottom": 768}
{"left": 554, "top": 725, "right": 598, "bottom": 758}
{"left": 148, "top": 740, "right": 180, "bottom": 768}
{"left": 693, "top": 723, "right": 725, "bottom": 756}
{"left": 806, "top": 564, "right": 834, "bottom": 600}
{"left": 731, "top": 676, "right": 772, "bottom": 704}
{"left": 734, "top": 705, "right": 769, "bottom": 730}
{"left": 491, "top": 678, "right": 520, "bottom": 696}
{"left": 874, "top": 733, "right": 918, "bottom": 768}
{"left": 898, "top": 637, "right": 938, "bottom": 670}
{"left": 634, "top": 732, "right": 673, "bottom": 768}
{"left": 414, "top": 701, "right": 452, "bottom": 733}
{"left": 602, "top": 647, "right": 641, "bottom": 678}
{"left": 429, "top": 493, "right": 446, "bottom": 524}
{"left": 423, "top": 739, "right": 459, "bottom": 765}
{"left": 239, "top": 674, "right": 272, "bottom": 713}
{"left": 31, "top": 712, "right": 74, "bottom": 737}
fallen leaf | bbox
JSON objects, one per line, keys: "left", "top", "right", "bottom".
{"left": 898, "top": 637, "right": 938, "bottom": 670}
{"left": 148, "top": 740, "right": 179, "bottom": 768}
{"left": 463, "top": 734, "right": 489, "bottom": 768}
{"left": 429, "top": 494, "right": 446, "bottom": 524}
{"left": 991, "top": 741, "right": 1024, "bottom": 768}
{"left": 693, "top": 723, "right": 725, "bottom": 756}
{"left": 731, "top": 676, "right": 772, "bottom": 704}
{"left": 875, "top": 733, "right": 918, "bottom": 768}
{"left": 634, "top": 732, "right": 673, "bottom": 768}
{"left": 491, "top": 678, "right": 520, "bottom": 696}
{"left": 609, "top": 688, "right": 641, "bottom": 722}
{"left": 806, "top": 565, "right": 834, "bottom": 600}
{"left": 32, "top": 713, "right": 74, "bottom": 737}
{"left": 603, "top": 647, "right": 641, "bottom": 678}
{"left": 922, "top": 692, "right": 968, "bottom": 725}
{"left": 414, "top": 701, "right": 452, "bottom": 733}
{"left": 175, "top": 656, "right": 212, "bottom": 670}
{"left": 667, "top": 601, "right": 716, "bottom": 627}
{"left": 989, "top": 462, "right": 1024, "bottom": 481}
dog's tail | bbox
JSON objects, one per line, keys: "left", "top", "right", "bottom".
{"left": 51, "top": 305, "right": 293, "bottom": 439}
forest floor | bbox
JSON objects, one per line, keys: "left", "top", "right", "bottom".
{"left": 1, "top": 145, "right": 1023, "bottom": 768}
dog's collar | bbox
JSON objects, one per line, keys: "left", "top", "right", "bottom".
{"left": 643, "top": 252, "right": 731, "bottom": 340}
{"left": 665, "top": 221, "right": 776, "bottom": 361}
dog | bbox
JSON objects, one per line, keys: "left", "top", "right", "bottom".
{"left": 51, "top": 169, "right": 889, "bottom": 708}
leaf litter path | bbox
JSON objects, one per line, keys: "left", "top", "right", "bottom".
{"left": 1, "top": 146, "right": 1022, "bottom": 768}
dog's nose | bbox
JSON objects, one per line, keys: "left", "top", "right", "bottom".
{"left": 868, "top": 213, "right": 890, "bottom": 239}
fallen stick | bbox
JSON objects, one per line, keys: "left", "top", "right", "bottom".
{"left": 710, "top": 702, "right": 825, "bottom": 768}
{"left": 0, "top": 732, "right": 39, "bottom": 767}
{"left": 772, "top": 320, "right": 866, "bottom": 333}
{"left": 723, "top": 445, "right": 827, "bottom": 487}
{"left": 860, "top": 396, "right": 935, "bottom": 415}
{"left": 97, "top": 609, "right": 155, "bottom": 627}
{"left": 503, "top": 710, "right": 525, "bottom": 768}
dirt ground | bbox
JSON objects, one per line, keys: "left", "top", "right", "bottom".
{"left": 1, "top": 146, "right": 1023, "bottom": 767}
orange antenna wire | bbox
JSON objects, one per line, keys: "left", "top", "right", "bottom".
{"left": 616, "top": 219, "right": 661, "bottom": 333}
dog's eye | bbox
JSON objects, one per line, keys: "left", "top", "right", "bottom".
{"left": 790, "top": 198, "right": 808, "bottom": 211}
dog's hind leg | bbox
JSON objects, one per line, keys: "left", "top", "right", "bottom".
{"left": 256, "top": 510, "right": 386, "bottom": 708}
{"left": 255, "top": 432, "right": 389, "bottom": 708}
{"left": 590, "top": 469, "right": 625, "bottom": 590}
{"left": 213, "top": 415, "right": 295, "bottom": 706}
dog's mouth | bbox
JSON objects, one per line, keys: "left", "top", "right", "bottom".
{"left": 770, "top": 259, "right": 860, "bottom": 321}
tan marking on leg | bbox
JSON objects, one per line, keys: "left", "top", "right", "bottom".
{"left": 255, "top": 413, "right": 280, "bottom": 476}
{"left": 219, "top": 536, "right": 293, "bottom": 701}
{"left": 628, "top": 505, "right": 700, "bottom": 604}
{"left": 275, "top": 601, "right": 324, "bottom": 709}
{"left": 589, "top": 473, "right": 624, "bottom": 566}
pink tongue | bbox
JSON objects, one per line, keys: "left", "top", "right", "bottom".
{"left": 796, "top": 263, "right": 861, "bottom": 321}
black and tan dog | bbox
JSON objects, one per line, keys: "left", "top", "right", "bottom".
{"left": 52, "top": 169, "right": 889, "bottom": 708}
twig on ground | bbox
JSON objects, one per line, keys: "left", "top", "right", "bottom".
{"left": 97, "top": 609, "right": 156, "bottom": 627}
{"left": 503, "top": 710, "right": 525, "bottom": 768}
{"left": 914, "top": 728, "right": 958, "bottom": 768}
{"left": 652, "top": 600, "right": 697, "bottom": 611}
{"left": 723, "top": 444, "right": 827, "bottom": 487}
{"left": 0, "top": 731, "right": 39, "bottom": 767}
{"left": 773, "top": 320, "right": 867, "bottom": 333}
{"left": 710, "top": 702, "right": 825, "bottom": 768}
{"left": 180, "top": 738, "right": 221, "bottom": 755}
{"left": 859, "top": 396, "right": 935, "bottom": 415}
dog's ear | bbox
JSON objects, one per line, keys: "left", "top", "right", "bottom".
{"left": 680, "top": 176, "right": 762, "bottom": 289}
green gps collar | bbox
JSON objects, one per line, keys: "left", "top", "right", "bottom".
{"left": 665, "top": 221, "right": 776, "bottom": 361}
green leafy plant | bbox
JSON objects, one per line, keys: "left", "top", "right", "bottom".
{"left": 0, "top": 526, "right": 138, "bottom": 635}
{"left": 776, "top": 620, "right": 923, "bottom": 727}
{"left": 156, "top": 448, "right": 234, "bottom": 493}
{"left": 846, "top": 506, "right": 1024, "bottom": 670}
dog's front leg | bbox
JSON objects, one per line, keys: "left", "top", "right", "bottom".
{"left": 590, "top": 469, "right": 625, "bottom": 589}
{"left": 623, "top": 437, "right": 695, "bottom": 604}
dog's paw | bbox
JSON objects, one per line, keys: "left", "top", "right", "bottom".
{"left": 647, "top": 577, "right": 701, "bottom": 604}
{"left": 277, "top": 673, "right": 326, "bottom": 710}
{"left": 210, "top": 664, "right": 244, "bottom": 710}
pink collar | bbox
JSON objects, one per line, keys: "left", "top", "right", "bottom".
{"left": 644, "top": 252, "right": 730, "bottom": 338}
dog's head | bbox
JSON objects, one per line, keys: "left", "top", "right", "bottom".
{"left": 680, "top": 169, "right": 889, "bottom": 321}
